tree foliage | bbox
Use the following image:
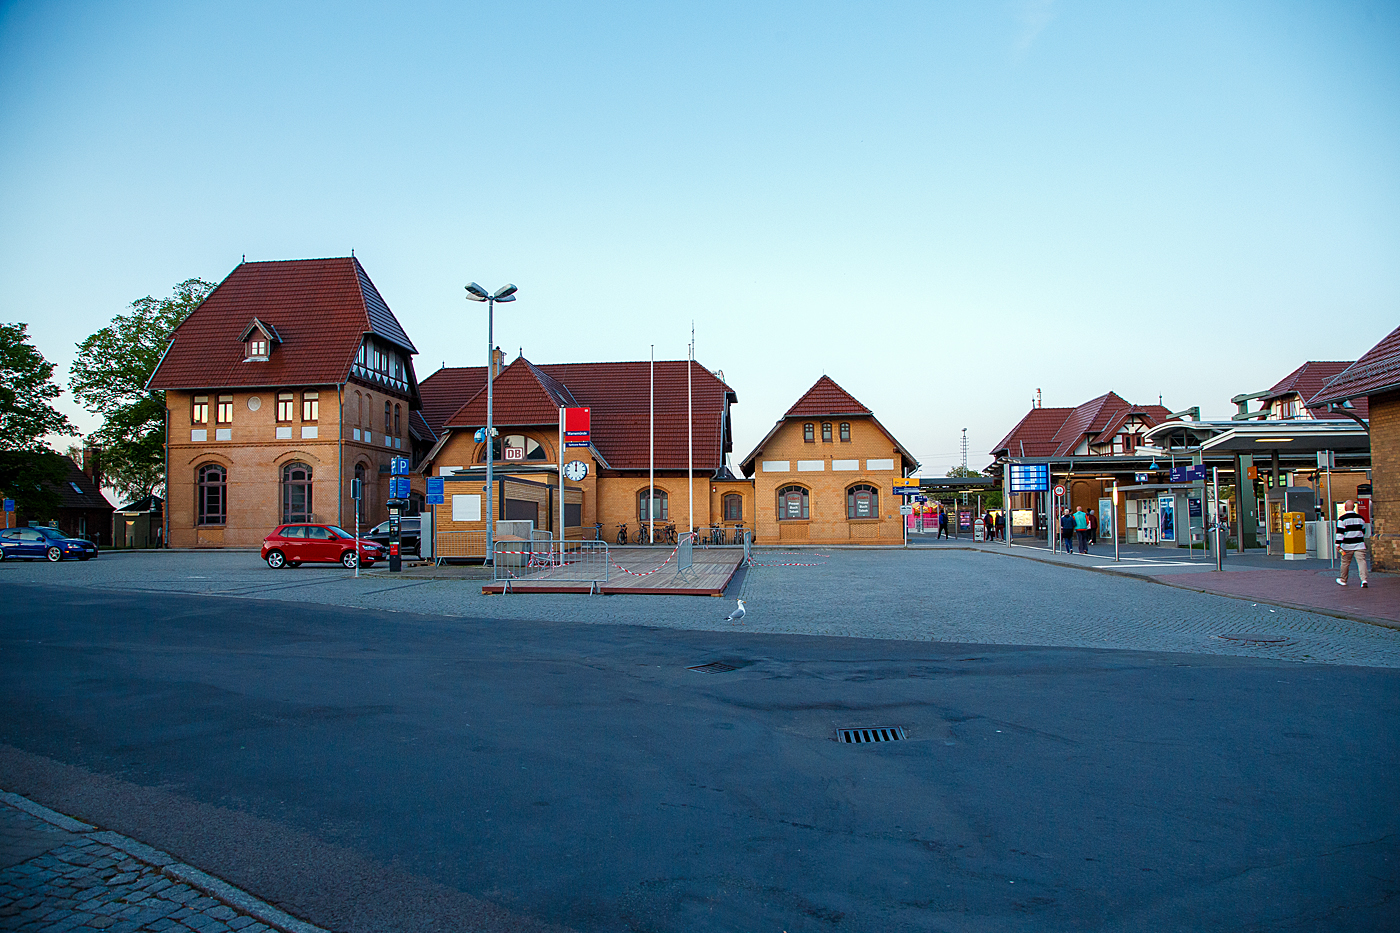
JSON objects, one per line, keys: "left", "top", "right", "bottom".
{"left": 69, "top": 278, "right": 216, "bottom": 501}
{"left": 0, "top": 322, "right": 74, "bottom": 451}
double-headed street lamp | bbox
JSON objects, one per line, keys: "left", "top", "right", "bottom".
{"left": 465, "top": 282, "right": 517, "bottom": 564}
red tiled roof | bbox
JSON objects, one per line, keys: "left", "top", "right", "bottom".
{"left": 784, "top": 376, "right": 872, "bottom": 418}
{"left": 739, "top": 377, "right": 917, "bottom": 476}
{"left": 1261, "top": 361, "right": 1369, "bottom": 418}
{"left": 1308, "top": 326, "right": 1400, "bottom": 406}
{"left": 148, "top": 257, "right": 418, "bottom": 393}
{"left": 419, "top": 366, "right": 486, "bottom": 435}
{"left": 408, "top": 409, "right": 435, "bottom": 443}
{"left": 991, "top": 392, "right": 1174, "bottom": 459}
{"left": 435, "top": 358, "right": 737, "bottom": 471}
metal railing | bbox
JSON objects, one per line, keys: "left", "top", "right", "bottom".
{"left": 677, "top": 531, "right": 695, "bottom": 573}
{"left": 742, "top": 529, "right": 752, "bottom": 563}
{"left": 493, "top": 540, "right": 610, "bottom": 593}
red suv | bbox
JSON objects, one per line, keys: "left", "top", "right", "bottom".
{"left": 262, "top": 524, "right": 383, "bottom": 569}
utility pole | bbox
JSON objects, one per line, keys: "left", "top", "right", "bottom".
{"left": 960, "top": 428, "right": 968, "bottom": 472}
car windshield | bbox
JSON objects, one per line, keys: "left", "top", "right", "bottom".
{"left": 325, "top": 526, "right": 356, "bottom": 539}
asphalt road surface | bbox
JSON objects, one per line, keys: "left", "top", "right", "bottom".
{"left": 2, "top": 582, "right": 1396, "bottom": 932}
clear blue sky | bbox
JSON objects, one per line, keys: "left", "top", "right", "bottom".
{"left": 3, "top": 1, "right": 1396, "bottom": 474}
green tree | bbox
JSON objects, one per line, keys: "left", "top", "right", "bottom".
{"left": 69, "top": 278, "right": 216, "bottom": 502}
{"left": 945, "top": 464, "right": 1001, "bottom": 509}
{"left": 0, "top": 322, "right": 75, "bottom": 516}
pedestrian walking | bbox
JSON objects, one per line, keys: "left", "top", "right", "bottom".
{"left": 1087, "top": 508, "right": 1097, "bottom": 545}
{"left": 995, "top": 511, "right": 1005, "bottom": 541}
{"left": 1060, "top": 508, "right": 1075, "bottom": 554}
{"left": 1335, "top": 499, "right": 1370, "bottom": 588}
{"left": 1073, "top": 506, "right": 1090, "bottom": 554}
{"left": 983, "top": 511, "right": 994, "bottom": 542}
{"left": 937, "top": 508, "right": 949, "bottom": 540}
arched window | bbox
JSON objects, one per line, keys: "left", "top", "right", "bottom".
{"left": 638, "top": 488, "right": 668, "bottom": 522}
{"left": 777, "top": 485, "right": 809, "bottom": 520}
{"left": 197, "top": 464, "right": 226, "bottom": 525}
{"left": 354, "top": 462, "right": 367, "bottom": 519}
{"left": 847, "top": 484, "right": 879, "bottom": 519}
{"left": 394, "top": 404, "right": 401, "bottom": 436}
{"left": 839, "top": 422, "right": 851, "bottom": 442}
{"left": 384, "top": 401, "right": 392, "bottom": 433}
{"left": 281, "top": 462, "right": 313, "bottom": 523}
{"left": 357, "top": 393, "right": 364, "bottom": 425}
{"left": 723, "top": 493, "right": 743, "bottom": 521}
{"left": 803, "top": 422, "right": 815, "bottom": 443}
{"left": 477, "top": 435, "right": 548, "bottom": 462}
{"left": 821, "top": 422, "right": 833, "bottom": 442}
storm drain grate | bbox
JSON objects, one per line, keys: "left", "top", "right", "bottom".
{"left": 1217, "top": 633, "right": 1291, "bottom": 645}
{"left": 688, "top": 661, "right": 739, "bottom": 674}
{"left": 837, "top": 726, "right": 907, "bottom": 744}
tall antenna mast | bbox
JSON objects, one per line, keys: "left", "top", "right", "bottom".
{"left": 961, "top": 428, "right": 968, "bottom": 471}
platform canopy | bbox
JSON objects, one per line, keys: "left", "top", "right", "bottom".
{"left": 1141, "top": 420, "right": 1369, "bottom": 456}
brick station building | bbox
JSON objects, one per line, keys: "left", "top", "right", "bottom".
{"left": 416, "top": 355, "right": 750, "bottom": 552}
{"left": 148, "top": 257, "right": 424, "bottom": 548}
{"left": 739, "top": 376, "right": 918, "bottom": 545}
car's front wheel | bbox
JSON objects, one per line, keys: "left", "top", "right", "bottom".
{"left": 341, "top": 551, "right": 359, "bottom": 569}
{"left": 266, "top": 549, "right": 287, "bottom": 569}
{"left": 46, "top": 546, "right": 62, "bottom": 562}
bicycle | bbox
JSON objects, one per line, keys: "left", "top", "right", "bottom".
{"left": 663, "top": 523, "right": 678, "bottom": 546}
{"left": 592, "top": 522, "right": 604, "bottom": 542}
{"left": 616, "top": 523, "right": 629, "bottom": 546}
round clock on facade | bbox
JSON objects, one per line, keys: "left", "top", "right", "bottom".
{"left": 563, "top": 460, "right": 589, "bottom": 481}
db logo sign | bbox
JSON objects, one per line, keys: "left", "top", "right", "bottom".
{"left": 504, "top": 446, "right": 525, "bottom": 461}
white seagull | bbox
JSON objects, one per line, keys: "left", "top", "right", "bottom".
{"left": 724, "top": 599, "right": 747, "bottom": 623}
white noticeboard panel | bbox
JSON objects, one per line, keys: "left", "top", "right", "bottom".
{"left": 867, "top": 459, "right": 895, "bottom": 471}
{"left": 762, "top": 461, "right": 790, "bottom": 472}
{"left": 452, "top": 494, "right": 482, "bottom": 522}
{"left": 900, "top": 504, "right": 914, "bottom": 515}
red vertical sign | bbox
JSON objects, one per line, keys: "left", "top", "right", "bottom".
{"left": 564, "top": 407, "right": 590, "bottom": 447}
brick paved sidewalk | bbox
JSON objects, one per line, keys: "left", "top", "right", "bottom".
{"left": 0, "top": 793, "right": 323, "bottom": 933}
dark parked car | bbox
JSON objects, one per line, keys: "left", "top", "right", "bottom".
{"left": 261, "top": 524, "right": 383, "bottom": 569}
{"left": 364, "top": 517, "right": 420, "bottom": 556}
{"left": 0, "top": 526, "right": 99, "bottom": 562}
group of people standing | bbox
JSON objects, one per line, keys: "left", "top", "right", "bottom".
{"left": 1058, "top": 506, "right": 1098, "bottom": 555}
{"left": 930, "top": 508, "right": 1004, "bottom": 541}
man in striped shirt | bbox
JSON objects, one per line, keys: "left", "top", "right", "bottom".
{"left": 1335, "top": 499, "right": 1369, "bottom": 589}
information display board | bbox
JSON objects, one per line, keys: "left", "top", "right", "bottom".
{"left": 1009, "top": 463, "right": 1048, "bottom": 493}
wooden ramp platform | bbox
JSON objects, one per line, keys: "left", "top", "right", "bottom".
{"left": 481, "top": 547, "right": 744, "bottom": 596}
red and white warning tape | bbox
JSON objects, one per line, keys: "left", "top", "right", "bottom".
{"left": 610, "top": 542, "right": 684, "bottom": 576}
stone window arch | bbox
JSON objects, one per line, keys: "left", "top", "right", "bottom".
{"left": 777, "top": 484, "right": 810, "bottom": 520}
{"left": 638, "top": 488, "right": 669, "bottom": 522}
{"left": 846, "top": 483, "right": 879, "bottom": 519}
{"left": 281, "top": 461, "right": 313, "bottom": 523}
{"left": 723, "top": 493, "right": 743, "bottom": 521}
{"left": 197, "top": 463, "right": 226, "bottom": 525}
{"left": 803, "top": 422, "right": 815, "bottom": 443}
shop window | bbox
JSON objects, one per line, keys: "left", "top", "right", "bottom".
{"left": 216, "top": 395, "right": 233, "bottom": 424}
{"left": 281, "top": 462, "right": 313, "bottom": 523}
{"left": 723, "top": 493, "right": 743, "bottom": 521}
{"left": 197, "top": 464, "right": 226, "bottom": 525}
{"left": 277, "top": 393, "right": 294, "bottom": 422}
{"left": 803, "top": 423, "right": 815, "bottom": 443}
{"left": 192, "top": 396, "right": 209, "bottom": 424}
{"left": 822, "top": 422, "right": 833, "bottom": 442}
{"left": 777, "top": 485, "right": 809, "bottom": 520}
{"left": 638, "top": 489, "right": 669, "bottom": 522}
{"left": 839, "top": 422, "right": 850, "bottom": 442}
{"left": 847, "top": 484, "right": 879, "bottom": 519}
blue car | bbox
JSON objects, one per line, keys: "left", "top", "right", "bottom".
{"left": 0, "top": 526, "right": 99, "bottom": 562}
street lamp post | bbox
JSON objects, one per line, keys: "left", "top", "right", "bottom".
{"left": 465, "top": 282, "right": 517, "bottom": 565}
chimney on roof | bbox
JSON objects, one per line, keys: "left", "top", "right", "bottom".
{"left": 1035, "top": 388, "right": 1042, "bottom": 409}
{"left": 492, "top": 346, "right": 505, "bottom": 377}
{"left": 83, "top": 446, "right": 102, "bottom": 492}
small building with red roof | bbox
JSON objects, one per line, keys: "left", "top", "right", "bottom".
{"left": 1232, "top": 361, "right": 1370, "bottom": 422}
{"left": 739, "top": 376, "right": 918, "bottom": 545}
{"left": 148, "top": 257, "right": 424, "bottom": 548}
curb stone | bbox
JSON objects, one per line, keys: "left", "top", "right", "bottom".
{"left": 0, "top": 788, "right": 332, "bottom": 933}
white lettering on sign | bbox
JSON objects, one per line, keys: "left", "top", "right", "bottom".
{"left": 762, "top": 461, "right": 790, "bottom": 473}
{"left": 452, "top": 494, "right": 482, "bottom": 522}
{"left": 504, "top": 446, "right": 525, "bottom": 461}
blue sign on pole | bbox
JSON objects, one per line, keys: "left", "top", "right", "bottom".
{"left": 426, "top": 476, "right": 445, "bottom": 505}
{"left": 390, "top": 457, "right": 410, "bottom": 476}
{"left": 2, "top": 499, "right": 12, "bottom": 513}
{"left": 390, "top": 476, "right": 411, "bottom": 499}
{"left": 1008, "top": 464, "right": 1048, "bottom": 493}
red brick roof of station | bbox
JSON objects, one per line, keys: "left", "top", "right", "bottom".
{"left": 1309, "top": 325, "right": 1400, "bottom": 407}
{"left": 990, "top": 392, "right": 1174, "bottom": 459}
{"left": 429, "top": 358, "right": 738, "bottom": 471}
{"left": 148, "top": 257, "right": 418, "bottom": 394}
{"left": 739, "top": 376, "right": 918, "bottom": 477}
{"left": 783, "top": 375, "right": 872, "bottom": 418}
{"left": 1263, "top": 361, "right": 1369, "bottom": 419}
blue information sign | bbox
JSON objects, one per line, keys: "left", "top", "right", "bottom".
{"left": 390, "top": 476, "right": 411, "bottom": 499}
{"left": 1008, "top": 463, "right": 1048, "bottom": 493}
{"left": 425, "top": 476, "right": 445, "bottom": 505}
{"left": 1169, "top": 465, "right": 1207, "bottom": 483}
{"left": 2, "top": 499, "right": 12, "bottom": 513}
{"left": 390, "top": 457, "right": 411, "bottom": 476}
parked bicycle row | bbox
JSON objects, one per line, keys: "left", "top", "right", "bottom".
{"left": 591, "top": 522, "right": 747, "bottom": 546}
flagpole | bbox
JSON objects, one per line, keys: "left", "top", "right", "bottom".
{"left": 688, "top": 323, "right": 694, "bottom": 538}
{"left": 649, "top": 345, "right": 655, "bottom": 545}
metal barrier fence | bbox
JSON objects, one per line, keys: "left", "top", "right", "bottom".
{"left": 742, "top": 529, "right": 752, "bottom": 563}
{"left": 435, "top": 531, "right": 489, "bottom": 561}
{"left": 493, "top": 540, "right": 610, "bottom": 593}
{"left": 677, "top": 532, "right": 695, "bottom": 572}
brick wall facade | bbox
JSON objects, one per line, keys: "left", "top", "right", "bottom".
{"left": 1369, "top": 390, "right": 1398, "bottom": 571}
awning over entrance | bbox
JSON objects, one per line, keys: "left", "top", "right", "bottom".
{"left": 1141, "top": 420, "right": 1369, "bottom": 457}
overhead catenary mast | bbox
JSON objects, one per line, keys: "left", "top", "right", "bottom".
{"left": 688, "top": 322, "right": 694, "bottom": 538}
{"left": 649, "top": 344, "right": 655, "bottom": 545}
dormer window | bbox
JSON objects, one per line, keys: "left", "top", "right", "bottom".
{"left": 238, "top": 318, "right": 280, "bottom": 361}
{"left": 247, "top": 338, "right": 269, "bottom": 360}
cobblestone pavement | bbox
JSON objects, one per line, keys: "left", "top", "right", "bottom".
{"left": 3, "top": 546, "right": 1398, "bottom": 668}
{"left": 0, "top": 794, "right": 319, "bottom": 933}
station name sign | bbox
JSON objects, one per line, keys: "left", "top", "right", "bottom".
{"left": 564, "top": 407, "right": 591, "bottom": 448}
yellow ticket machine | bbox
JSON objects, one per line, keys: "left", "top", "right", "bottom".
{"left": 1282, "top": 511, "right": 1307, "bottom": 560}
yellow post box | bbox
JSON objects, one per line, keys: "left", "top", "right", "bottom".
{"left": 1282, "top": 511, "right": 1307, "bottom": 560}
